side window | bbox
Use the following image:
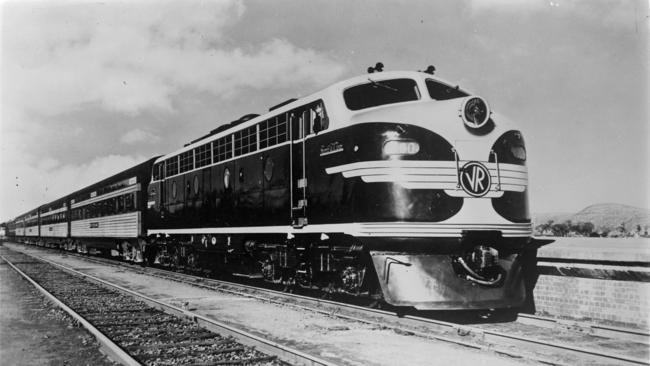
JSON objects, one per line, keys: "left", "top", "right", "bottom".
{"left": 153, "top": 162, "right": 162, "bottom": 181}
{"left": 125, "top": 193, "right": 134, "bottom": 211}
{"left": 117, "top": 196, "right": 125, "bottom": 213}
{"left": 288, "top": 100, "right": 328, "bottom": 138}
{"left": 311, "top": 102, "right": 328, "bottom": 133}
{"left": 234, "top": 126, "right": 257, "bottom": 156}
{"left": 214, "top": 136, "right": 233, "bottom": 162}
{"left": 166, "top": 157, "right": 179, "bottom": 177}
{"left": 195, "top": 143, "right": 212, "bottom": 168}
{"left": 180, "top": 150, "right": 193, "bottom": 173}
{"left": 259, "top": 114, "right": 289, "bottom": 149}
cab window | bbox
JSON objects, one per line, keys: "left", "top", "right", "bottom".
{"left": 426, "top": 79, "right": 469, "bottom": 100}
{"left": 343, "top": 78, "right": 420, "bottom": 111}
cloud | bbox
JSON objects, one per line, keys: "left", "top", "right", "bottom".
{"left": 120, "top": 129, "right": 161, "bottom": 145}
{"left": 467, "top": 0, "right": 641, "bottom": 28}
{"left": 0, "top": 154, "right": 149, "bottom": 220}
{"left": 2, "top": 0, "right": 345, "bottom": 118}
{"left": 0, "top": 0, "right": 347, "bottom": 220}
{"left": 467, "top": 0, "right": 549, "bottom": 13}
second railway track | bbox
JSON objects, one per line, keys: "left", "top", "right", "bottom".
{"left": 5, "top": 242, "right": 650, "bottom": 366}
{"left": 0, "top": 246, "right": 336, "bottom": 366}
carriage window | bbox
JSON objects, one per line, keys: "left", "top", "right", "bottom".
{"left": 117, "top": 196, "right": 125, "bottom": 213}
{"left": 343, "top": 78, "right": 420, "bottom": 111}
{"left": 125, "top": 193, "right": 134, "bottom": 211}
{"left": 425, "top": 79, "right": 469, "bottom": 100}
{"left": 234, "top": 126, "right": 257, "bottom": 156}
{"left": 180, "top": 150, "right": 193, "bottom": 173}
{"left": 195, "top": 143, "right": 212, "bottom": 168}
{"left": 214, "top": 136, "right": 232, "bottom": 162}
{"left": 166, "top": 156, "right": 179, "bottom": 176}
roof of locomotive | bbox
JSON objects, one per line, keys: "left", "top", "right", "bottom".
{"left": 154, "top": 70, "right": 472, "bottom": 164}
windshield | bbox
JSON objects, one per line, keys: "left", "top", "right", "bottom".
{"left": 426, "top": 79, "right": 469, "bottom": 100}
{"left": 343, "top": 78, "right": 420, "bottom": 111}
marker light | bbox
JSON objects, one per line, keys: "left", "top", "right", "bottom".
{"left": 383, "top": 140, "right": 420, "bottom": 156}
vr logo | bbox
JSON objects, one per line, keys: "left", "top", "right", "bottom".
{"left": 459, "top": 161, "right": 491, "bottom": 197}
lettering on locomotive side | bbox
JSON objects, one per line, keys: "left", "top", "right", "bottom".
{"left": 320, "top": 141, "right": 344, "bottom": 156}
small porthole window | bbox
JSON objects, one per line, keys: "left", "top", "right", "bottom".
{"left": 224, "top": 168, "right": 231, "bottom": 189}
{"left": 171, "top": 181, "right": 177, "bottom": 199}
{"left": 193, "top": 175, "right": 200, "bottom": 195}
{"left": 264, "top": 157, "right": 274, "bottom": 182}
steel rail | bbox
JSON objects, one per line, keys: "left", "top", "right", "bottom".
{"left": 11, "top": 243, "right": 650, "bottom": 366}
{"left": 0, "top": 254, "right": 142, "bottom": 366}
{"left": 5, "top": 248, "right": 339, "bottom": 366}
{"left": 516, "top": 313, "right": 650, "bottom": 344}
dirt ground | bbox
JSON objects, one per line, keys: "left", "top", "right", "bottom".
{"left": 0, "top": 256, "right": 116, "bottom": 366}
{"left": 6, "top": 244, "right": 528, "bottom": 366}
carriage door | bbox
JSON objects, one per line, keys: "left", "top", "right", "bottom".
{"left": 290, "top": 109, "right": 309, "bottom": 227}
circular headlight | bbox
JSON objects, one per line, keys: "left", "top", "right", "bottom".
{"left": 460, "top": 96, "right": 490, "bottom": 129}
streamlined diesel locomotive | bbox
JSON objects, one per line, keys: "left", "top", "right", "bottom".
{"left": 7, "top": 67, "right": 532, "bottom": 310}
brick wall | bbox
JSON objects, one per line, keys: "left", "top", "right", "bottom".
{"left": 532, "top": 273, "right": 650, "bottom": 330}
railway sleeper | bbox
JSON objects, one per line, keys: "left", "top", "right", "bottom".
{"left": 135, "top": 346, "right": 246, "bottom": 361}
{"left": 93, "top": 318, "right": 178, "bottom": 328}
{"left": 79, "top": 307, "right": 156, "bottom": 316}
{"left": 84, "top": 312, "right": 173, "bottom": 323}
{"left": 112, "top": 327, "right": 212, "bottom": 340}
{"left": 125, "top": 337, "right": 232, "bottom": 352}
{"left": 190, "top": 355, "right": 278, "bottom": 366}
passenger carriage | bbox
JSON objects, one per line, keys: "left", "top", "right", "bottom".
{"left": 39, "top": 197, "right": 69, "bottom": 248}
{"left": 64, "top": 158, "right": 157, "bottom": 257}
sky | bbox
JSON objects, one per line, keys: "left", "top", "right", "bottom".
{"left": 0, "top": 0, "right": 648, "bottom": 221}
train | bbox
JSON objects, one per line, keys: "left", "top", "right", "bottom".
{"left": 3, "top": 66, "right": 532, "bottom": 310}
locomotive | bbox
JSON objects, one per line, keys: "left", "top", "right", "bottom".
{"left": 6, "top": 66, "right": 532, "bottom": 310}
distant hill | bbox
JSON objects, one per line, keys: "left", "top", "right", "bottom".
{"left": 534, "top": 203, "right": 650, "bottom": 232}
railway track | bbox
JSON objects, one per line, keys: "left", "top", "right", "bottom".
{"left": 0, "top": 247, "right": 336, "bottom": 366}
{"left": 5, "top": 243, "right": 650, "bottom": 366}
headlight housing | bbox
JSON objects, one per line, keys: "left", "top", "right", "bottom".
{"left": 383, "top": 139, "right": 420, "bottom": 156}
{"left": 460, "top": 96, "right": 490, "bottom": 129}
{"left": 491, "top": 130, "right": 527, "bottom": 165}
{"left": 510, "top": 145, "right": 526, "bottom": 161}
